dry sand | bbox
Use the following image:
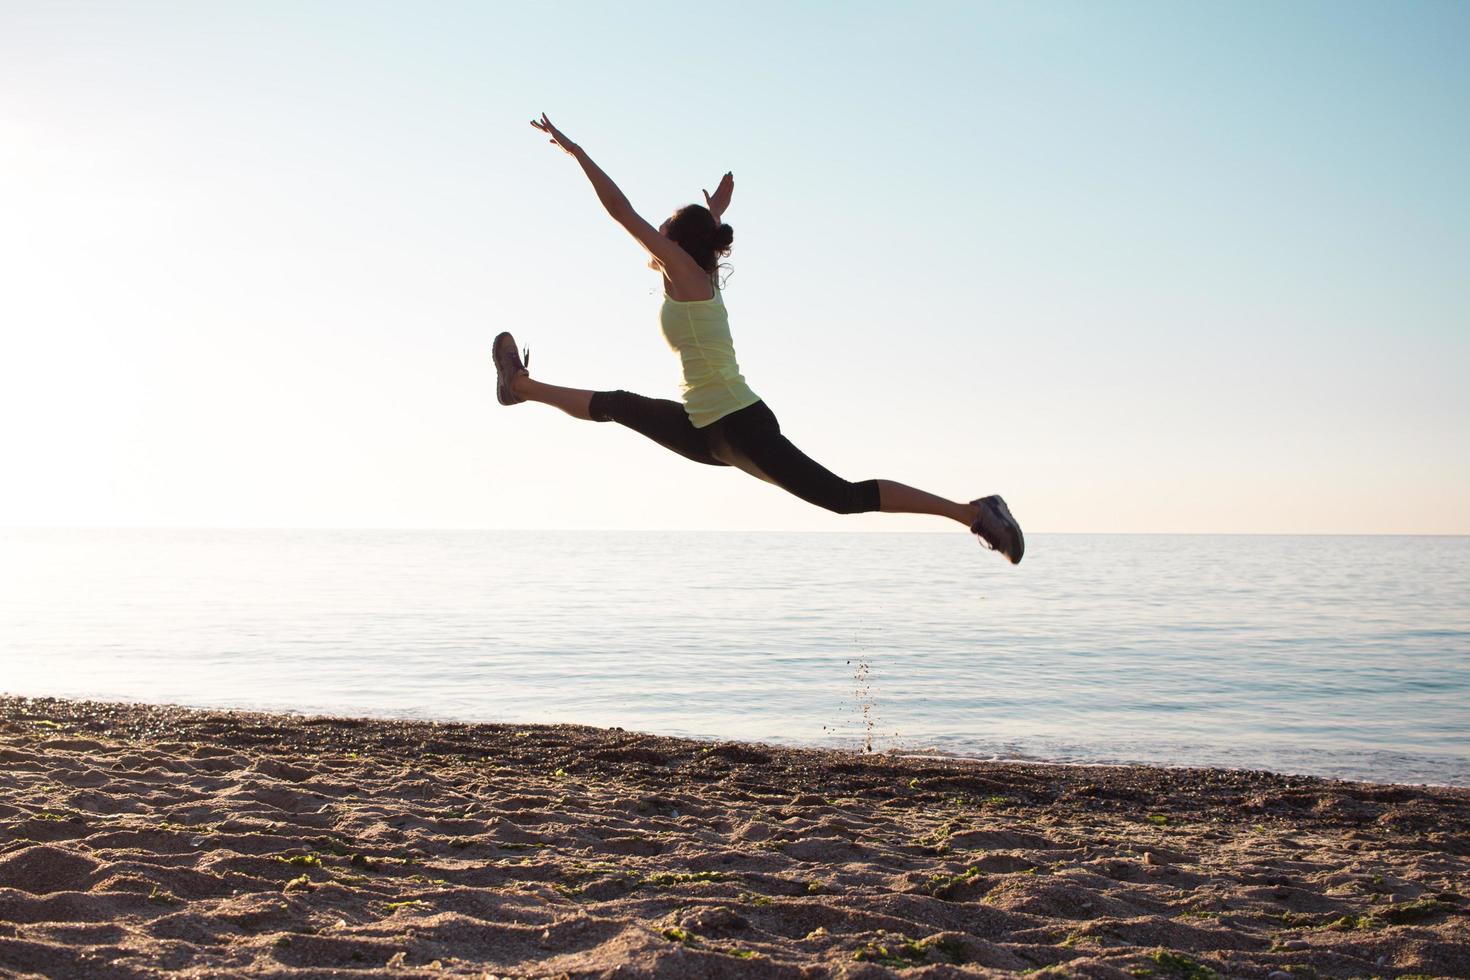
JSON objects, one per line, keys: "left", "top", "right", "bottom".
{"left": 0, "top": 695, "right": 1466, "bottom": 979}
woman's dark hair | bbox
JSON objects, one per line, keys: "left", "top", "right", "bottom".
{"left": 664, "top": 204, "right": 733, "bottom": 277}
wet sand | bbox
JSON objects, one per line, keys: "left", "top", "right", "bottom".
{"left": 1, "top": 695, "right": 1466, "bottom": 978}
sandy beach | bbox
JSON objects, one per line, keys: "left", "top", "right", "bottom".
{"left": 0, "top": 696, "right": 1465, "bottom": 978}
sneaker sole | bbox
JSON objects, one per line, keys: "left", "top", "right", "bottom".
{"left": 493, "top": 331, "right": 523, "bottom": 406}
{"left": 989, "top": 495, "right": 1024, "bottom": 564}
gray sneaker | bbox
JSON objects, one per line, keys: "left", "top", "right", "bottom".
{"left": 493, "top": 331, "right": 530, "bottom": 406}
{"left": 970, "top": 495, "right": 1024, "bottom": 564}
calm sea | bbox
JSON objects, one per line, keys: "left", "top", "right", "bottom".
{"left": 2, "top": 530, "right": 1466, "bottom": 786}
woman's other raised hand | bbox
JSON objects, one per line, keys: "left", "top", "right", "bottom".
{"left": 529, "top": 113, "right": 580, "bottom": 156}
{"left": 703, "top": 171, "right": 734, "bottom": 220}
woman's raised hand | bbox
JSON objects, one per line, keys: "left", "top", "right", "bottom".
{"left": 529, "top": 113, "right": 579, "bottom": 155}
{"left": 703, "top": 171, "right": 734, "bottom": 220}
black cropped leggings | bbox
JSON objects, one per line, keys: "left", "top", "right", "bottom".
{"left": 589, "top": 391, "right": 882, "bottom": 515}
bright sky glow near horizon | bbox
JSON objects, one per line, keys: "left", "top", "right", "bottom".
{"left": 2, "top": 1, "right": 1467, "bottom": 533}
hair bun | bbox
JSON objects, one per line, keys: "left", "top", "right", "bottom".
{"left": 711, "top": 223, "right": 734, "bottom": 252}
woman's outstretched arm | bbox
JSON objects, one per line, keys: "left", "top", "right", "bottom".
{"left": 529, "top": 113, "right": 705, "bottom": 285}
{"left": 530, "top": 114, "right": 632, "bottom": 221}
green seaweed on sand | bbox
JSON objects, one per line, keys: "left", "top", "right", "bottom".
{"left": 566, "top": 861, "right": 629, "bottom": 878}
{"left": 916, "top": 817, "right": 964, "bottom": 851}
{"left": 147, "top": 886, "right": 179, "bottom": 905}
{"left": 927, "top": 864, "right": 983, "bottom": 899}
{"left": 383, "top": 899, "right": 432, "bottom": 912}
{"left": 1313, "top": 898, "right": 1448, "bottom": 933}
{"left": 852, "top": 934, "right": 963, "bottom": 968}
{"left": 1324, "top": 913, "right": 1374, "bottom": 931}
{"left": 496, "top": 841, "right": 551, "bottom": 851}
{"left": 852, "top": 938, "right": 924, "bottom": 968}
{"left": 1060, "top": 928, "right": 1091, "bottom": 948}
{"left": 929, "top": 937, "right": 967, "bottom": 963}
{"left": 276, "top": 854, "right": 322, "bottom": 868}
{"left": 739, "top": 891, "right": 773, "bottom": 906}
{"left": 1379, "top": 898, "right": 1451, "bottom": 924}
{"left": 662, "top": 926, "right": 699, "bottom": 947}
{"left": 1278, "top": 910, "right": 1315, "bottom": 927}
{"left": 1148, "top": 949, "right": 1218, "bottom": 980}
{"left": 644, "top": 870, "right": 729, "bottom": 889}
{"left": 561, "top": 864, "right": 727, "bottom": 896}
{"left": 1147, "top": 814, "right": 1169, "bottom": 826}
{"left": 942, "top": 792, "right": 1015, "bottom": 810}
{"left": 31, "top": 720, "right": 64, "bottom": 730}
{"left": 852, "top": 934, "right": 964, "bottom": 963}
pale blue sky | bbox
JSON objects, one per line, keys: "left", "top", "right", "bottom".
{"left": 2, "top": 1, "right": 1466, "bottom": 532}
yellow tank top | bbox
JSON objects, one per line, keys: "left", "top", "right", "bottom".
{"left": 659, "top": 281, "right": 761, "bottom": 428}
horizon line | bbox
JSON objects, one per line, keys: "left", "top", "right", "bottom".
{"left": 4, "top": 525, "right": 1468, "bottom": 538}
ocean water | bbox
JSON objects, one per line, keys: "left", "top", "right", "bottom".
{"left": 1, "top": 530, "right": 1467, "bottom": 786}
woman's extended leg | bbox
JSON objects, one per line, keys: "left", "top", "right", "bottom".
{"left": 514, "top": 375, "right": 594, "bottom": 420}
{"left": 873, "top": 480, "right": 978, "bottom": 527}
{"left": 710, "top": 404, "right": 977, "bottom": 526}
{"left": 515, "top": 367, "right": 726, "bottom": 467}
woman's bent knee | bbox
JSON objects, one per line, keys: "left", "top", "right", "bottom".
{"left": 589, "top": 390, "right": 634, "bottom": 423}
{"left": 822, "top": 479, "right": 882, "bottom": 515}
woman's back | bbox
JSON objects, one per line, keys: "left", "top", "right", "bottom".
{"left": 659, "top": 284, "right": 760, "bottom": 429}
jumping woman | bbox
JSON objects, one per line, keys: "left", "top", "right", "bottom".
{"left": 494, "top": 114, "right": 1024, "bottom": 564}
